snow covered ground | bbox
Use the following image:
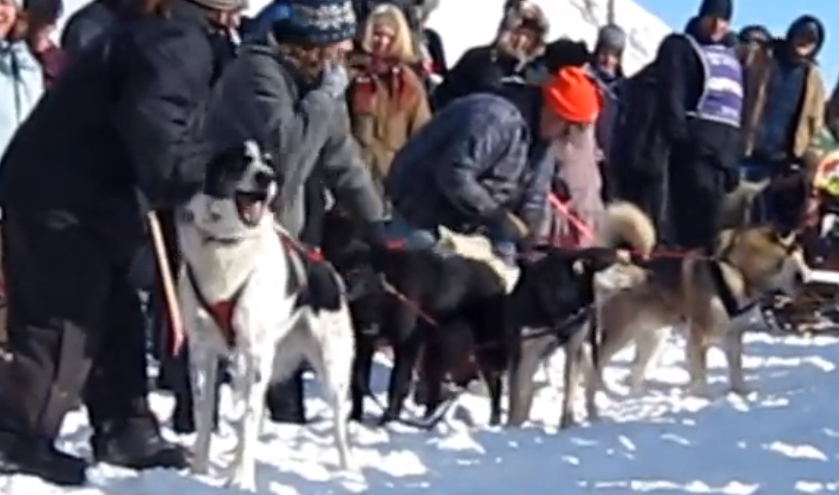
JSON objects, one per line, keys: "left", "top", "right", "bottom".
{"left": 2, "top": 331, "right": 838, "bottom": 495}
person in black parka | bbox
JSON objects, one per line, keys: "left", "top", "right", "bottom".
{"left": 656, "top": 0, "right": 742, "bottom": 253}
{"left": 0, "top": 0, "right": 240, "bottom": 486}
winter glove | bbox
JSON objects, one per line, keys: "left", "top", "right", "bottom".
{"left": 363, "top": 220, "right": 390, "bottom": 248}
{"left": 488, "top": 208, "right": 530, "bottom": 242}
{"left": 319, "top": 62, "right": 350, "bottom": 99}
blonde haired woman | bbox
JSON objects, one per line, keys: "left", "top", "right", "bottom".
{"left": 347, "top": 2, "right": 431, "bottom": 202}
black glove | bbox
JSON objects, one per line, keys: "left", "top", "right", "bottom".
{"left": 487, "top": 208, "right": 529, "bottom": 242}
{"left": 363, "top": 220, "right": 390, "bottom": 247}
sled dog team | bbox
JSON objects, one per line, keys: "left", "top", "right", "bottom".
{"left": 178, "top": 141, "right": 810, "bottom": 489}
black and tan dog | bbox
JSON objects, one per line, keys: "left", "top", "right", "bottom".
{"left": 495, "top": 202, "right": 655, "bottom": 428}
{"left": 572, "top": 212, "right": 812, "bottom": 429}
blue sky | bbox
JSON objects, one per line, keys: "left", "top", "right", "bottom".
{"left": 637, "top": 0, "right": 839, "bottom": 87}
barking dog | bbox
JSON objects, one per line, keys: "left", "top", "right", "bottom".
{"left": 177, "top": 141, "right": 354, "bottom": 490}
{"left": 579, "top": 211, "right": 811, "bottom": 426}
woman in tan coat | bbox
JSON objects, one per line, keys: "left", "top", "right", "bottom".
{"left": 347, "top": 3, "right": 431, "bottom": 202}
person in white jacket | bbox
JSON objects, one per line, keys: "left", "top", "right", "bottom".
{"left": 0, "top": 0, "right": 44, "bottom": 159}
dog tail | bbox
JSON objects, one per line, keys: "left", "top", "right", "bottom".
{"left": 598, "top": 201, "right": 656, "bottom": 257}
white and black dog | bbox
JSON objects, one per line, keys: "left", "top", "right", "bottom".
{"left": 177, "top": 141, "right": 355, "bottom": 490}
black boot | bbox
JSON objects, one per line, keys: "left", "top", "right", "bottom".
{"left": 91, "top": 416, "right": 190, "bottom": 470}
{"left": 266, "top": 370, "right": 306, "bottom": 424}
{"left": 0, "top": 429, "right": 87, "bottom": 486}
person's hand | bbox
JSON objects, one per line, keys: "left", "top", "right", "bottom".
{"left": 489, "top": 208, "right": 529, "bottom": 242}
{"left": 319, "top": 62, "right": 350, "bottom": 99}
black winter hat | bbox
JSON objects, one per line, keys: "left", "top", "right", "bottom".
{"left": 697, "top": 0, "right": 732, "bottom": 21}
{"left": 270, "top": 0, "right": 357, "bottom": 46}
{"left": 738, "top": 24, "right": 771, "bottom": 44}
{"left": 23, "top": 0, "right": 63, "bottom": 26}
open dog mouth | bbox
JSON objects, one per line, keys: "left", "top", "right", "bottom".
{"left": 235, "top": 191, "right": 269, "bottom": 227}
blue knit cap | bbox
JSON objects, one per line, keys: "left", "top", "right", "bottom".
{"left": 269, "top": 0, "right": 357, "bottom": 46}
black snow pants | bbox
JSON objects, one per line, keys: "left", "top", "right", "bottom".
{"left": 0, "top": 209, "right": 150, "bottom": 440}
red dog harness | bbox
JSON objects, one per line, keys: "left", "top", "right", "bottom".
{"left": 185, "top": 233, "right": 321, "bottom": 348}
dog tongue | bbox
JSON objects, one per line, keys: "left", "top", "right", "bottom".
{"left": 247, "top": 202, "right": 264, "bottom": 223}
{"left": 238, "top": 198, "right": 264, "bottom": 224}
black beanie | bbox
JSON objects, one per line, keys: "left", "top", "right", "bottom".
{"left": 697, "top": 0, "right": 732, "bottom": 21}
{"left": 23, "top": 0, "right": 63, "bottom": 27}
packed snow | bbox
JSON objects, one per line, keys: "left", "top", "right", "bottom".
{"left": 2, "top": 331, "right": 839, "bottom": 494}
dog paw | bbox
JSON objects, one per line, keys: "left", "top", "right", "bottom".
{"left": 729, "top": 384, "right": 755, "bottom": 397}
{"left": 191, "top": 458, "right": 210, "bottom": 475}
{"left": 686, "top": 383, "right": 712, "bottom": 399}
{"left": 559, "top": 415, "right": 577, "bottom": 430}
{"left": 229, "top": 474, "right": 257, "bottom": 492}
{"left": 584, "top": 404, "right": 599, "bottom": 423}
{"left": 334, "top": 465, "right": 365, "bottom": 488}
{"left": 488, "top": 413, "right": 502, "bottom": 427}
{"left": 336, "top": 460, "right": 362, "bottom": 476}
{"left": 376, "top": 413, "right": 394, "bottom": 427}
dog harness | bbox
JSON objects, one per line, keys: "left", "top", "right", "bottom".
{"left": 185, "top": 234, "right": 320, "bottom": 348}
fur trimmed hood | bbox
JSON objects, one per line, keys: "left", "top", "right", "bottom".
{"left": 495, "top": 0, "right": 549, "bottom": 62}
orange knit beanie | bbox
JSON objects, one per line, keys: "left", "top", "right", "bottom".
{"left": 541, "top": 66, "right": 602, "bottom": 123}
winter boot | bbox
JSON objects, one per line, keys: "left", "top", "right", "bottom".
{"left": 266, "top": 370, "right": 306, "bottom": 424}
{"left": 91, "top": 416, "right": 190, "bottom": 470}
{"left": 0, "top": 429, "right": 87, "bottom": 486}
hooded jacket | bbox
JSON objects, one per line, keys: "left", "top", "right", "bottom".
{"left": 387, "top": 83, "right": 553, "bottom": 234}
{"left": 203, "top": 34, "right": 384, "bottom": 237}
{"left": 60, "top": 0, "right": 127, "bottom": 57}
{"left": 744, "top": 15, "right": 826, "bottom": 160}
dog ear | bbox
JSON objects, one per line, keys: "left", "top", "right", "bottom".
{"left": 777, "top": 230, "right": 798, "bottom": 249}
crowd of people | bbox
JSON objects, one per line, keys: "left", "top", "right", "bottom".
{"left": 0, "top": 0, "right": 837, "bottom": 487}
